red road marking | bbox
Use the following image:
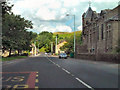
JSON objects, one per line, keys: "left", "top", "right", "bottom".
{"left": 26, "top": 72, "right": 37, "bottom": 88}
{"left": 1, "top": 72, "right": 37, "bottom": 88}
{"left": 0, "top": 72, "right": 34, "bottom": 74}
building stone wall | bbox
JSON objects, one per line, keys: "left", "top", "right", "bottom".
{"left": 81, "top": 5, "right": 120, "bottom": 54}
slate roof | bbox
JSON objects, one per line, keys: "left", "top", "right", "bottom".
{"left": 109, "top": 14, "right": 120, "bottom": 21}
{"left": 84, "top": 7, "right": 93, "bottom": 18}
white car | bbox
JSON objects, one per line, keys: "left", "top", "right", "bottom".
{"left": 59, "top": 53, "right": 67, "bottom": 59}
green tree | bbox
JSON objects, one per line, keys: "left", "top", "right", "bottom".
{"left": 2, "top": 1, "right": 34, "bottom": 56}
{"left": 36, "top": 31, "right": 53, "bottom": 53}
{"left": 60, "top": 31, "right": 82, "bottom": 54}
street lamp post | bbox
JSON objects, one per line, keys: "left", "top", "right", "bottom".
{"left": 34, "top": 41, "right": 36, "bottom": 56}
{"left": 66, "top": 14, "right": 76, "bottom": 57}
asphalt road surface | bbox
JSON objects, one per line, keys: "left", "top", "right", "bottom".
{"left": 1, "top": 54, "right": 119, "bottom": 89}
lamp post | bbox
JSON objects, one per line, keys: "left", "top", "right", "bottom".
{"left": 66, "top": 14, "right": 76, "bottom": 57}
{"left": 34, "top": 41, "right": 36, "bottom": 56}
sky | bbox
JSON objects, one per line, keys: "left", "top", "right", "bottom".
{"left": 8, "top": 0, "right": 119, "bottom": 33}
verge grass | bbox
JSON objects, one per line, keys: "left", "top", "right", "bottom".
{"left": 2, "top": 56, "right": 28, "bottom": 61}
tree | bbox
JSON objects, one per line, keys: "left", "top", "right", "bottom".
{"left": 60, "top": 31, "right": 82, "bottom": 54}
{"left": 36, "top": 31, "right": 53, "bottom": 53}
{"left": 2, "top": 1, "right": 34, "bottom": 56}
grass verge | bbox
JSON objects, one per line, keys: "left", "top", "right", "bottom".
{"left": 2, "top": 56, "right": 28, "bottom": 61}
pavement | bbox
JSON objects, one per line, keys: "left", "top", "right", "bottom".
{"left": 1, "top": 54, "right": 119, "bottom": 89}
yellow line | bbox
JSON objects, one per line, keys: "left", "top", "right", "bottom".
{"left": 35, "top": 86, "right": 39, "bottom": 90}
{"left": 36, "top": 75, "right": 38, "bottom": 77}
{"left": 36, "top": 72, "right": 39, "bottom": 73}
{"left": 36, "top": 79, "right": 39, "bottom": 83}
{"left": 35, "top": 86, "right": 39, "bottom": 88}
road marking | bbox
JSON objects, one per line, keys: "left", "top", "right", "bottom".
{"left": 75, "top": 77, "right": 93, "bottom": 89}
{"left": 13, "top": 85, "right": 28, "bottom": 88}
{"left": 4, "top": 77, "right": 12, "bottom": 82}
{"left": 62, "top": 68, "right": 71, "bottom": 74}
{"left": 35, "top": 79, "right": 39, "bottom": 83}
{"left": 26, "top": 72, "right": 37, "bottom": 88}
{"left": 35, "top": 86, "right": 39, "bottom": 90}
{"left": 56, "top": 64, "right": 60, "bottom": 68}
{"left": 71, "top": 74, "right": 75, "bottom": 77}
{"left": 46, "top": 56, "right": 94, "bottom": 89}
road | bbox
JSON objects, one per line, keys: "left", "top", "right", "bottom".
{"left": 1, "top": 54, "right": 119, "bottom": 89}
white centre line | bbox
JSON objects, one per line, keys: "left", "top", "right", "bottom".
{"left": 46, "top": 56, "right": 94, "bottom": 89}
{"left": 75, "top": 77, "right": 93, "bottom": 89}
{"left": 62, "top": 68, "right": 71, "bottom": 74}
{"left": 56, "top": 64, "right": 60, "bottom": 67}
{"left": 71, "top": 74, "right": 75, "bottom": 77}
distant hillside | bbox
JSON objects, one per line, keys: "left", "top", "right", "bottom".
{"left": 53, "top": 31, "right": 81, "bottom": 35}
{"left": 53, "top": 31, "right": 81, "bottom": 38}
{"left": 53, "top": 31, "right": 82, "bottom": 43}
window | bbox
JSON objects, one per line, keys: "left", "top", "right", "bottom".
{"left": 101, "top": 24, "right": 104, "bottom": 40}
{"left": 97, "top": 26, "right": 99, "bottom": 40}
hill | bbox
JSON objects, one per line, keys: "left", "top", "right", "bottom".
{"left": 53, "top": 31, "right": 82, "bottom": 39}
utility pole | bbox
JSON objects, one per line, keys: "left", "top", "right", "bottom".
{"left": 55, "top": 36, "right": 58, "bottom": 54}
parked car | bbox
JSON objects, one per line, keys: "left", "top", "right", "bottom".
{"left": 59, "top": 53, "right": 67, "bottom": 59}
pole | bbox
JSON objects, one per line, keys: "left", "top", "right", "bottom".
{"left": 38, "top": 43, "right": 39, "bottom": 54}
{"left": 73, "top": 15, "right": 76, "bottom": 58}
{"left": 34, "top": 41, "right": 36, "bottom": 56}
{"left": 66, "top": 14, "right": 76, "bottom": 58}
{"left": 55, "top": 36, "right": 57, "bottom": 54}
{"left": 51, "top": 42, "right": 53, "bottom": 54}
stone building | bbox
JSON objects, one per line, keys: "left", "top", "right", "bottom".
{"left": 81, "top": 4, "right": 120, "bottom": 54}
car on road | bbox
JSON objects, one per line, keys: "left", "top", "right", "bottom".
{"left": 59, "top": 53, "right": 67, "bottom": 59}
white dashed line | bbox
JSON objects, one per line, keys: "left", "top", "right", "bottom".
{"left": 75, "top": 77, "right": 93, "bottom": 89}
{"left": 64, "top": 69, "right": 70, "bottom": 74}
{"left": 46, "top": 56, "right": 94, "bottom": 89}
{"left": 62, "top": 68, "right": 71, "bottom": 74}
{"left": 56, "top": 64, "right": 60, "bottom": 67}
{"left": 71, "top": 74, "right": 75, "bottom": 77}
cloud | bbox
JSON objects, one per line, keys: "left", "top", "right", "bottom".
{"left": 10, "top": 0, "right": 119, "bottom": 33}
{"left": 32, "top": 24, "right": 72, "bottom": 33}
{"left": 56, "top": 25, "right": 72, "bottom": 32}
{"left": 63, "top": 0, "right": 80, "bottom": 7}
{"left": 36, "top": 7, "right": 56, "bottom": 20}
{"left": 77, "top": 26, "right": 82, "bottom": 31}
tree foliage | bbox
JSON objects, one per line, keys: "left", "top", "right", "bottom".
{"left": 35, "top": 31, "right": 53, "bottom": 53}
{"left": 60, "top": 31, "right": 82, "bottom": 54}
{"left": 2, "top": 1, "right": 36, "bottom": 56}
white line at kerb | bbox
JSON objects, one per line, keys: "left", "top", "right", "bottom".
{"left": 75, "top": 77, "right": 93, "bottom": 89}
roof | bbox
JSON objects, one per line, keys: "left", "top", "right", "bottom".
{"left": 109, "top": 14, "right": 120, "bottom": 21}
{"left": 84, "top": 7, "right": 93, "bottom": 18}
{"left": 105, "top": 14, "right": 120, "bottom": 22}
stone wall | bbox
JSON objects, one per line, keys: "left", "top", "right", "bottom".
{"left": 75, "top": 53, "right": 120, "bottom": 63}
